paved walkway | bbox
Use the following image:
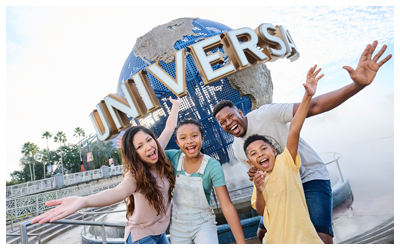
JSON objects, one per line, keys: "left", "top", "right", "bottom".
{"left": 40, "top": 212, "right": 394, "bottom": 244}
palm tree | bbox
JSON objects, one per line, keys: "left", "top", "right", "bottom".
{"left": 21, "top": 142, "right": 40, "bottom": 181}
{"left": 30, "top": 143, "right": 40, "bottom": 181}
{"left": 37, "top": 149, "right": 49, "bottom": 179}
{"left": 73, "top": 127, "right": 85, "bottom": 161}
{"left": 21, "top": 142, "right": 34, "bottom": 182}
{"left": 54, "top": 131, "right": 67, "bottom": 174}
{"left": 41, "top": 131, "right": 52, "bottom": 167}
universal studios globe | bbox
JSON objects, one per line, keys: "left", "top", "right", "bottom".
{"left": 116, "top": 18, "right": 266, "bottom": 165}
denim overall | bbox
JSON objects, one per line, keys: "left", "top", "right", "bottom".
{"left": 169, "top": 154, "right": 218, "bottom": 244}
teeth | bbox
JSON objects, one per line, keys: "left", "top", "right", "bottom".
{"left": 231, "top": 125, "right": 238, "bottom": 131}
{"left": 260, "top": 159, "right": 267, "bottom": 163}
{"left": 149, "top": 151, "right": 155, "bottom": 156}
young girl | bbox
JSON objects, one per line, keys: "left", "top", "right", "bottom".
{"left": 165, "top": 119, "right": 246, "bottom": 244}
{"left": 31, "top": 97, "right": 182, "bottom": 244}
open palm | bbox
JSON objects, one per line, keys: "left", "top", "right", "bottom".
{"left": 303, "top": 65, "right": 324, "bottom": 97}
{"left": 31, "top": 196, "right": 86, "bottom": 225}
{"left": 343, "top": 41, "right": 392, "bottom": 86}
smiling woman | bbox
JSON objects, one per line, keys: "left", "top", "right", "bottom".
{"left": 30, "top": 97, "right": 182, "bottom": 244}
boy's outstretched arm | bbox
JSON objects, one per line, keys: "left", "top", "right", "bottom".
{"left": 293, "top": 41, "right": 392, "bottom": 118}
{"left": 287, "top": 66, "right": 323, "bottom": 161}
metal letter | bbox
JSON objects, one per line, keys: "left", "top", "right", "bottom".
{"left": 146, "top": 48, "right": 187, "bottom": 97}
{"left": 277, "top": 26, "right": 300, "bottom": 62}
{"left": 221, "top": 27, "right": 269, "bottom": 70}
{"left": 255, "top": 23, "right": 287, "bottom": 62}
{"left": 89, "top": 101, "right": 118, "bottom": 141}
{"left": 130, "top": 71, "right": 161, "bottom": 112}
{"left": 187, "top": 35, "right": 236, "bottom": 85}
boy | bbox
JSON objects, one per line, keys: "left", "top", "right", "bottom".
{"left": 244, "top": 69, "right": 323, "bottom": 244}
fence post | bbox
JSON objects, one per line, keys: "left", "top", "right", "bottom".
{"left": 101, "top": 224, "right": 107, "bottom": 244}
{"left": 11, "top": 207, "right": 14, "bottom": 231}
{"left": 101, "top": 166, "right": 110, "bottom": 179}
{"left": 54, "top": 173, "right": 64, "bottom": 189}
{"left": 19, "top": 221, "right": 30, "bottom": 244}
{"left": 36, "top": 196, "right": 39, "bottom": 216}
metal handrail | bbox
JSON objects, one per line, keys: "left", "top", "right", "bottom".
{"left": 319, "top": 152, "right": 344, "bottom": 185}
{"left": 19, "top": 220, "right": 124, "bottom": 244}
{"left": 322, "top": 152, "right": 342, "bottom": 165}
{"left": 7, "top": 233, "right": 41, "bottom": 244}
{"left": 78, "top": 209, "right": 126, "bottom": 215}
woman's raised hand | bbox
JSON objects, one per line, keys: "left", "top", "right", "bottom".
{"left": 169, "top": 96, "right": 182, "bottom": 106}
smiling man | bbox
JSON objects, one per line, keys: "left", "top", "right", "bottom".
{"left": 212, "top": 41, "right": 392, "bottom": 244}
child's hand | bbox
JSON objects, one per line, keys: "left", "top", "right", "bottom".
{"left": 169, "top": 96, "right": 182, "bottom": 106}
{"left": 247, "top": 167, "right": 258, "bottom": 181}
{"left": 254, "top": 170, "right": 266, "bottom": 193}
{"left": 303, "top": 65, "right": 324, "bottom": 97}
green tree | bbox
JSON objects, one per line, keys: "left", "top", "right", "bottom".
{"left": 73, "top": 127, "right": 85, "bottom": 161}
{"left": 21, "top": 142, "right": 40, "bottom": 181}
{"left": 21, "top": 142, "right": 33, "bottom": 181}
{"left": 42, "top": 131, "right": 52, "bottom": 166}
{"left": 36, "top": 149, "right": 51, "bottom": 179}
{"left": 6, "top": 179, "right": 24, "bottom": 186}
{"left": 91, "top": 140, "right": 115, "bottom": 168}
{"left": 54, "top": 131, "right": 67, "bottom": 174}
{"left": 62, "top": 144, "right": 81, "bottom": 173}
{"left": 12, "top": 156, "right": 32, "bottom": 182}
{"left": 30, "top": 143, "right": 40, "bottom": 181}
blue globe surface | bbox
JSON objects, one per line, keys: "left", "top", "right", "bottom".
{"left": 117, "top": 19, "right": 252, "bottom": 164}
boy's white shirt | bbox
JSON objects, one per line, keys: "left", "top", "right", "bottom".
{"left": 232, "top": 103, "right": 330, "bottom": 183}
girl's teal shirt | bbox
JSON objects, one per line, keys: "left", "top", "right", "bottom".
{"left": 165, "top": 150, "right": 226, "bottom": 205}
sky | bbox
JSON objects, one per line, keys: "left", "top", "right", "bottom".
{"left": 4, "top": 1, "right": 396, "bottom": 194}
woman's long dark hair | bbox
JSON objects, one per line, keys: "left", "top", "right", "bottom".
{"left": 121, "top": 126, "right": 175, "bottom": 219}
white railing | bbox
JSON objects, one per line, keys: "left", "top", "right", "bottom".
{"left": 6, "top": 166, "right": 125, "bottom": 199}
{"left": 6, "top": 177, "right": 123, "bottom": 231}
{"left": 63, "top": 169, "right": 103, "bottom": 186}
{"left": 318, "top": 152, "right": 343, "bottom": 189}
{"left": 6, "top": 178, "right": 56, "bottom": 199}
{"left": 108, "top": 165, "right": 124, "bottom": 177}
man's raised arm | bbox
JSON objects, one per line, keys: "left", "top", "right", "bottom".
{"left": 293, "top": 40, "right": 392, "bottom": 118}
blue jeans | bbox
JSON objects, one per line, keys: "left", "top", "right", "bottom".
{"left": 258, "top": 179, "right": 334, "bottom": 237}
{"left": 126, "top": 232, "right": 170, "bottom": 244}
{"left": 303, "top": 179, "right": 333, "bottom": 237}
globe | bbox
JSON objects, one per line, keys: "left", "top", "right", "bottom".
{"left": 116, "top": 18, "right": 253, "bottom": 165}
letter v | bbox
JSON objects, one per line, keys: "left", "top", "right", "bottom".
{"left": 145, "top": 48, "right": 187, "bottom": 97}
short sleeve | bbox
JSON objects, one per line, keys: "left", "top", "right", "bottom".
{"left": 164, "top": 149, "right": 181, "bottom": 174}
{"left": 209, "top": 159, "right": 226, "bottom": 188}
{"left": 257, "top": 103, "right": 294, "bottom": 123}
{"left": 283, "top": 147, "right": 301, "bottom": 171}
{"left": 164, "top": 149, "right": 180, "bottom": 161}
